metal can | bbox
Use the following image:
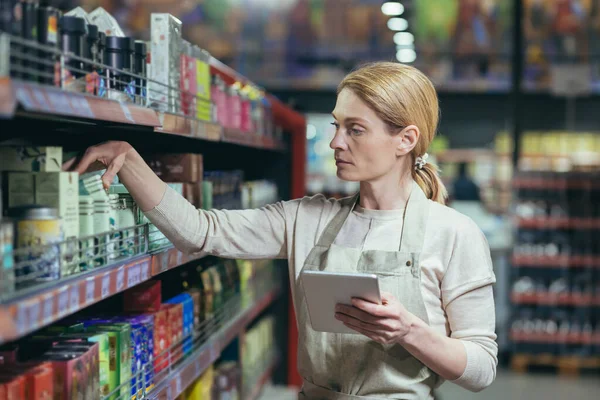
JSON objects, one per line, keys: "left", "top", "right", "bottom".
{"left": 8, "top": 205, "right": 62, "bottom": 288}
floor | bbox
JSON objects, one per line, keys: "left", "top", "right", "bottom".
{"left": 259, "top": 369, "right": 600, "bottom": 400}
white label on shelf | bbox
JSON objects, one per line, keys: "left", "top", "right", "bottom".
{"left": 57, "top": 288, "right": 69, "bottom": 317}
{"left": 16, "top": 303, "right": 27, "bottom": 334}
{"left": 141, "top": 261, "right": 150, "bottom": 281}
{"left": 101, "top": 274, "right": 111, "bottom": 299}
{"left": 15, "top": 86, "right": 34, "bottom": 110}
{"left": 127, "top": 264, "right": 141, "bottom": 288}
{"left": 46, "top": 91, "right": 73, "bottom": 115}
{"left": 116, "top": 267, "right": 125, "bottom": 291}
{"left": 120, "top": 102, "right": 135, "bottom": 123}
{"left": 70, "top": 95, "right": 94, "bottom": 119}
{"left": 175, "top": 375, "right": 182, "bottom": 394}
{"left": 28, "top": 301, "right": 40, "bottom": 330}
{"left": 86, "top": 278, "right": 95, "bottom": 305}
{"left": 69, "top": 285, "right": 80, "bottom": 312}
{"left": 31, "top": 88, "right": 52, "bottom": 112}
{"left": 42, "top": 295, "right": 54, "bottom": 324}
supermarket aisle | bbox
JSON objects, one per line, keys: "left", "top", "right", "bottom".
{"left": 435, "top": 370, "right": 600, "bottom": 400}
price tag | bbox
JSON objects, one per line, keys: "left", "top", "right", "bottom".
{"left": 175, "top": 375, "right": 182, "bottom": 394}
{"left": 69, "top": 95, "right": 94, "bottom": 118}
{"left": 28, "top": 301, "right": 40, "bottom": 330}
{"left": 127, "top": 264, "right": 141, "bottom": 288}
{"left": 116, "top": 267, "right": 125, "bottom": 291}
{"left": 101, "top": 274, "right": 111, "bottom": 299}
{"left": 86, "top": 278, "right": 96, "bottom": 305}
{"left": 46, "top": 91, "right": 73, "bottom": 115}
{"left": 16, "top": 303, "right": 28, "bottom": 334}
{"left": 120, "top": 101, "right": 135, "bottom": 123}
{"left": 42, "top": 295, "right": 54, "bottom": 324}
{"left": 141, "top": 261, "right": 150, "bottom": 281}
{"left": 57, "top": 288, "right": 69, "bottom": 317}
{"left": 69, "top": 285, "right": 80, "bottom": 312}
{"left": 31, "top": 88, "right": 52, "bottom": 112}
{"left": 15, "top": 86, "right": 34, "bottom": 109}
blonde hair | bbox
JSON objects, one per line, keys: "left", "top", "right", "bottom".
{"left": 338, "top": 62, "right": 447, "bottom": 204}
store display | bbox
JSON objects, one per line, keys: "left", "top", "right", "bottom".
{"left": 0, "top": 146, "right": 63, "bottom": 173}
{"left": 59, "top": 16, "right": 87, "bottom": 91}
{"left": 36, "top": 6, "right": 60, "bottom": 86}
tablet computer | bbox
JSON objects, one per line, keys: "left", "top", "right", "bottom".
{"left": 301, "top": 270, "right": 381, "bottom": 334}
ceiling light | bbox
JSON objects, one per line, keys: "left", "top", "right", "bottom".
{"left": 393, "top": 32, "right": 414, "bottom": 46}
{"left": 387, "top": 17, "right": 408, "bottom": 31}
{"left": 396, "top": 48, "right": 417, "bottom": 63}
{"left": 381, "top": 2, "right": 404, "bottom": 16}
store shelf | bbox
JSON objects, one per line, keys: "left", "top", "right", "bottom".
{"left": 510, "top": 331, "right": 600, "bottom": 346}
{"left": 247, "top": 354, "right": 279, "bottom": 400}
{"left": 155, "top": 112, "right": 222, "bottom": 142}
{"left": 511, "top": 255, "right": 600, "bottom": 268}
{"left": 149, "top": 286, "right": 281, "bottom": 399}
{"left": 515, "top": 218, "right": 600, "bottom": 230}
{"left": 511, "top": 292, "right": 600, "bottom": 307}
{"left": 223, "top": 128, "right": 285, "bottom": 151}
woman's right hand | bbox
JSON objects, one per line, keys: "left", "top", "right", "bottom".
{"left": 63, "top": 141, "right": 134, "bottom": 190}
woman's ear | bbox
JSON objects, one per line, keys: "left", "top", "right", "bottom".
{"left": 396, "top": 125, "right": 420, "bottom": 157}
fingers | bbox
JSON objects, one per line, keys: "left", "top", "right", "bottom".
{"left": 335, "top": 312, "right": 380, "bottom": 333}
{"left": 335, "top": 304, "right": 385, "bottom": 325}
{"left": 341, "top": 323, "right": 382, "bottom": 343}
{"left": 101, "top": 154, "right": 125, "bottom": 190}
{"left": 351, "top": 298, "right": 394, "bottom": 318}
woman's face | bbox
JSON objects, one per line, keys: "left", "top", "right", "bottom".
{"left": 330, "top": 88, "right": 407, "bottom": 182}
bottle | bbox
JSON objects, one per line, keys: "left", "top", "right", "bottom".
{"left": 79, "top": 196, "right": 95, "bottom": 271}
{"left": 105, "top": 36, "right": 135, "bottom": 102}
{"left": 20, "top": 1, "right": 38, "bottom": 81}
{"left": 37, "top": 6, "right": 61, "bottom": 85}
{"left": 59, "top": 16, "right": 88, "bottom": 91}
{"left": 133, "top": 41, "right": 147, "bottom": 106}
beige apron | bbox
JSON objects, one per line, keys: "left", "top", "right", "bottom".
{"left": 297, "top": 182, "right": 438, "bottom": 400}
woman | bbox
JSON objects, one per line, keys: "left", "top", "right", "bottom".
{"left": 67, "top": 62, "right": 497, "bottom": 399}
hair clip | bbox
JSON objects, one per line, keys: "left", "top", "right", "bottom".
{"left": 415, "top": 153, "right": 429, "bottom": 170}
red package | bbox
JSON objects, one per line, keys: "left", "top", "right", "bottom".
{"left": 161, "top": 303, "right": 183, "bottom": 365}
{"left": 43, "top": 343, "right": 97, "bottom": 400}
{"left": 124, "top": 280, "right": 162, "bottom": 312}
{"left": 0, "top": 375, "right": 25, "bottom": 400}
{"left": 153, "top": 307, "right": 170, "bottom": 373}
{"left": 24, "top": 364, "right": 53, "bottom": 400}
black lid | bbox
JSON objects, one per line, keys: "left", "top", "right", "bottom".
{"left": 105, "top": 36, "right": 134, "bottom": 52}
{"left": 86, "top": 24, "right": 99, "bottom": 41}
{"left": 59, "top": 16, "right": 87, "bottom": 35}
{"left": 134, "top": 41, "right": 146, "bottom": 56}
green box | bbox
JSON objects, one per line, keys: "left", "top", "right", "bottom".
{"left": 35, "top": 172, "right": 79, "bottom": 239}
{"left": 6, "top": 172, "right": 35, "bottom": 208}
{"left": 88, "top": 323, "right": 132, "bottom": 400}
{"left": 0, "top": 146, "right": 63, "bottom": 172}
{"left": 61, "top": 332, "right": 111, "bottom": 399}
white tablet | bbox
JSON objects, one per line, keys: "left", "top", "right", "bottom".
{"left": 301, "top": 270, "right": 381, "bottom": 334}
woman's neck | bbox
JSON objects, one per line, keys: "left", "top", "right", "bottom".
{"left": 359, "top": 171, "right": 413, "bottom": 210}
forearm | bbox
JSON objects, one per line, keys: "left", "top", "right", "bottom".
{"left": 398, "top": 318, "right": 467, "bottom": 381}
{"left": 118, "top": 149, "right": 167, "bottom": 212}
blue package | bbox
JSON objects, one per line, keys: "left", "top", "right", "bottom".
{"left": 165, "top": 293, "right": 194, "bottom": 356}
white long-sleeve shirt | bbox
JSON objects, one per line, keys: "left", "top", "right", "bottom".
{"left": 145, "top": 186, "right": 498, "bottom": 392}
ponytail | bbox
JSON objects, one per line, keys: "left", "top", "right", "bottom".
{"left": 412, "top": 162, "right": 447, "bottom": 204}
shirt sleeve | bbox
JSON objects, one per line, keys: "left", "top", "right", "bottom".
{"left": 442, "top": 217, "right": 498, "bottom": 392}
{"left": 143, "top": 184, "right": 291, "bottom": 260}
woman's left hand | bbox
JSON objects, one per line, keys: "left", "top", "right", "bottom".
{"left": 335, "top": 292, "right": 418, "bottom": 345}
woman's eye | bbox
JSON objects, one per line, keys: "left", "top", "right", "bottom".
{"left": 330, "top": 122, "right": 340, "bottom": 129}
{"left": 350, "top": 128, "right": 364, "bottom": 136}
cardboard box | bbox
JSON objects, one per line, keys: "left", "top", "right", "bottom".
{"left": 6, "top": 172, "right": 35, "bottom": 209}
{"left": 152, "top": 307, "right": 170, "bottom": 373}
{"left": 124, "top": 280, "right": 162, "bottom": 312}
{"left": 35, "top": 172, "right": 79, "bottom": 239}
{"left": 49, "top": 342, "right": 99, "bottom": 399}
{"left": 165, "top": 294, "right": 194, "bottom": 355}
{"left": 61, "top": 332, "right": 110, "bottom": 398}
{"left": 147, "top": 154, "right": 202, "bottom": 183}
{"left": 186, "top": 289, "right": 201, "bottom": 328}
{"left": 0, "top": 374, "right": 25, "bottom": 400}
{"left": 0, "top": 147, "right": 62, "bottom": 172}
{"left": 162, "top": 303, "right": 183, "bottom": 364}
{"left": 43, "top": 352, "right": 88, "bottom": 400}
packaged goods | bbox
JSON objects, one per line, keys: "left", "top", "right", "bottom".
{"left": 147, "top": 154, "right": 203, "bottom": 183}
{"left": 0, "top": 374, "right": 25, "bottom": 400}
{"left": 37, "top": 6, "right": 61, "bottom": 86}
{"left": 0, "top": 147, "right": 63, "bottom": 172}
{"left": 162, "top": 303, "right": 183, "bottom": 363}
{"left": 23, "top": 363, "right": 53, "bottom": 400}
{"left": 124, "top": 280, "right": 162, "bottom": 312}
{"left": 35, "top": 172, "right": 79, "bottom": 240}
{"left": 186, "top": 288, "right": 201, "bottom": 327}
{"left": 61, "top": 332, "right": 110, "bottom": 398}
{"left": 165, "top": 294, "right": 194, "bottom": 356}
{"left": 0, "top": 222, "right": 15, "bottom": 294}
{"left": 43, "top": 352, "right": 88, "bottom": 400}
{"left": 88, "top": 7, "right": 124, "bottom": 37}
{"left": 148, "top": 14, "right": 182, "bottom": 113}
{"left": 134, "top": 41, "right": 147, "bottom": 105}
{"left": 8, "top": 205, "right": 62, "bottom": 287}
{"left": 78, "top": 196, "right": 95, "bottom": 271}
{"left": 6, "top": 172, "right": 35, "bottom": 208}
{"left": 59, "top": 16, "right": 87, "bottom": 91}
{"left": 151, "top": 307, "right": 170, "bottom": 373}
{"left": 48, "top": 342, "right": 100, "bottom": 399}
{"left": 198, "top": 266, "right": 214, "bottom": 320}
{"left": 195, "top": 47, "right": 212, "bottom": 122}
{"left": 105, "top": 36, "right": 136, "bottom": 102}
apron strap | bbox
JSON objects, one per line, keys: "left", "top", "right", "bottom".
{"left": 315, "top": 193, "right": 359, "bottom": 248}
{"left": 398, "top": 181, "right": 430, "bottom": 254}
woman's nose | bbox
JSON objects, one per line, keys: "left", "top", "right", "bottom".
{"left": 330, "top": 129, "right": 347, "bottom": 150}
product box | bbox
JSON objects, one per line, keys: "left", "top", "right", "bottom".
{"left": 126, "top": 314, "right": 155, "bottom": 393}
{"left": 111, "top": 316, "right": 148, "bottom": 399}
{"left": 43, "top": 352, "right": 89, "bottom": 400}
{"left": 162, "top": 303, "right": 183, "bottom": 364}
{"left": 147, "top": 153, "right": 203, "bottom": 183}
{"left": 35, "top": 172, "right": 79, "bottom": 239}
{"left": 124, "top": 280, "right": 162, "bottom": 312}
{"left": 6, "top": 172, "right": 35, "bottom": 208}
{"left": 151, "top": 307, "right": 170, "bottom": 374}
{"left": 149, "top": 13, "right": 182, "bottom": 113}
{"left": 0, "top": 374, "right": 25, "bottom": 400}
{"left": 61, "top": 332, "right": 111, "bottom": 398}
{"left": 165, "top": 293, "right": 194, "bottom": 356}
{"left": 87, "top": 323, "right": 131, "bottom": 400}
{"left": 89, "top": 7, "right": 125, "bottom": 36}
{"left": 23, "top": 363, "right": 54, "bottom": 400}
{"left": 49, "top": 342, "right": 100, "bottom": 399}
{"left": 0, "top": 147, "right": 63, "bottom": 172}
{"left": 186, "top": 288, "right": 201, "bottom": 328}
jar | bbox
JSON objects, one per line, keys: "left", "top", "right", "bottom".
{"left": 93, "top": 199, "right": 111, "bottom": 266}
{"left": 8, "top": 205, "right": 62, "bottom": 288}
{"left": 1, "top": 221, "right": 15, "bottom": 295}
{"left": 79, "top": 196, "right": 95, "bottom": 271}
{"left": 84, "top": 24, "right": 100, "bottom": 71}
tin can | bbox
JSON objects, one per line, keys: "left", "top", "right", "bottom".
{"left": 8, "top": 206, "right": 62, "bottom": 288}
